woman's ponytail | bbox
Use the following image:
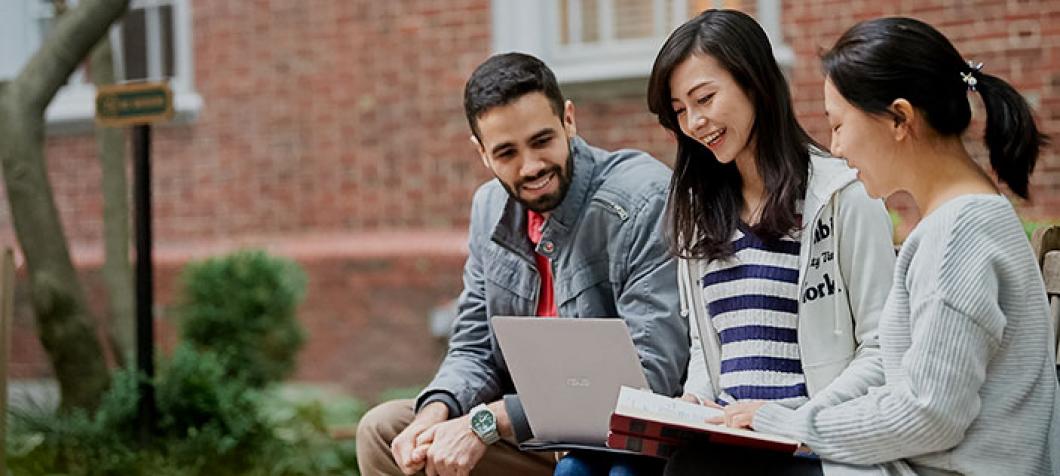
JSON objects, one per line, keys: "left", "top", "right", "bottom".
{"left": 976, "top": 72, "right": 1047, "bottom": 199}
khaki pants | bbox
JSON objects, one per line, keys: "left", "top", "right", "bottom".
{"left": 356, "top": 399, "right": 556, "bottom": 476}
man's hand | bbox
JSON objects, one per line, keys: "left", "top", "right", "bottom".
{"left": 390, "top": 401, "right": 449, "bottom": 475}
{"left": 419, "top": 414, "right": 488, "bottom": 476}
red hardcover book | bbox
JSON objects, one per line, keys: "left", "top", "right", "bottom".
{"left": 605, "top": 431, "right": 681, "bottom": 459}
{"left": 610, "top": 412, "right": 700, "bottom": 442}
{"left": 610, "top": 387, "right": 802, "bottom": 454}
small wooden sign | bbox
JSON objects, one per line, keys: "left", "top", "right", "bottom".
{"left": 95, "top": 81, "right": 174, "bottom": 127}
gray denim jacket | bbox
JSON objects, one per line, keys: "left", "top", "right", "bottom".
{"left": 416, "top": 137, "right": 689, "bottom": 441}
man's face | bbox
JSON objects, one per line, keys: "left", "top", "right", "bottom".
{"left": 473, "top": 92, "right": 577, "bottom": 214}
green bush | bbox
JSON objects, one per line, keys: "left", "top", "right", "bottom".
{"left": 8, "top": 346, "right": 273, "bottom": 475}
{"left": 177, "top": 249, "right": 308, "bottom": 387}
{"left": 7, "top": 346, "right": 362, "bottom": 475}
{"left": 154, "top": 345, "right": 275, "bottom": 473}
{"left": 1024, "top": 220, "right": 1058, "bottom": 240}
{"left": 6, "top": 249, "right": 368, "bottom": 475}
{"left": 258, "top": 386, "right": 365, "bottom": 475}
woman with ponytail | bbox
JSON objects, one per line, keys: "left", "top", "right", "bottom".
{"left": 721, "top": 17, "right": 1060, "bottom": 475}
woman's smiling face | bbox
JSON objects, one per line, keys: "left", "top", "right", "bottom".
{"left": 669, "top": 53, "right": 757, "bottom": 166}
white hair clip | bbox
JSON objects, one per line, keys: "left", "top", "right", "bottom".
{"left": 961, "top": 60, "right": 984, "bottom": 91}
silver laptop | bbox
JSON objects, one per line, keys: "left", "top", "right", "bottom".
{"left": 493, "top": 316, "right": 650, "bottom": 445}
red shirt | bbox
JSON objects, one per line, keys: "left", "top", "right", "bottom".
{"left": 527, "top": 210, "right": 558, "bottom": 317}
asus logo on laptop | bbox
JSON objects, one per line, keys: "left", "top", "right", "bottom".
{"left": 566, "top": 378, "right": 591, "bottom": 387}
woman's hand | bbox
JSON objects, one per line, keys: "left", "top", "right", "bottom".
{"left": 707, "top": 400, "right": 766, "bottom": 429}
{"left": 678, "top": 393, "right": 702, "bottom": 404}
{"left": 678, "top": 393, "right": 724, "bottom": 409}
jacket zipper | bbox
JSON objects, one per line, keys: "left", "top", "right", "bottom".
{"left": 592, "top": 197, "right": 629, "bottom": 221}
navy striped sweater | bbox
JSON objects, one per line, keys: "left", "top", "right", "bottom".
{"left": 701, "top": 223, "right": 809, "bottom": 408}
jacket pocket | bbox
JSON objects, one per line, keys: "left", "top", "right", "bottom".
{"left": 482, "top": 244, "right": 538, "bottom": 302}
{"left": 557, "top": 258, "right": 614, "bottom": 316}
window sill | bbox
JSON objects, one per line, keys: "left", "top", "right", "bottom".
{"left": 553, "top": 43, "right": 795, "bottom": 88}
{"left": 44, "top": 85, "right": 203, "bottom": 135}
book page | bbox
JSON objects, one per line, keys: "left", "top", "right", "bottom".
{"left": 613, "top": 386, "right": 800, "bottom": 448}
{"left": 615, "top": 386, "right": 724, "bottom": 422}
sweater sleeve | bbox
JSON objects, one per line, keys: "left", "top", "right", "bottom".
{"left": 754, "top": 212, "right": 1006, "bottom": 465}
{"left": 755, "top": 297, "right": 1000, "bottom": 465}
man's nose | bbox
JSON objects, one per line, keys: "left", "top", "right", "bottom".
{"left": 520, "top": 152, "right": 549, "bottom": 178}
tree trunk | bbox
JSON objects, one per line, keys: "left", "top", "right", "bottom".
{"left": 0, "top": 0, "right": 130, "bottom": 411}
{"left": 89, "top": 35, "right": 135, "bottom": 368}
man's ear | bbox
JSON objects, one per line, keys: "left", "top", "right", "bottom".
{"left": 888, "top": 99, "right": 915, "bottom": 142}
{"left": 469, "top": 134, "right": 491, "bottom": 170}
{"left": 563, "top": 100, "right": 577, "bottom": 138}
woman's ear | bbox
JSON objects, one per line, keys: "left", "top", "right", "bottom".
{"left": 888, "top": 99, "right": 915, "bottom": 142}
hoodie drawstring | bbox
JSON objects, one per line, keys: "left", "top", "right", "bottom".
{"left": 678, "top": 259, "right": 690, "bottom": 318}
{"left": 831, "top": 197, "right": 844, "bottom": 336}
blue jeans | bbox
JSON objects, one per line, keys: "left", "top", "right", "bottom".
{"left": 554, "top": 450, "right": 664, "bottom": 476}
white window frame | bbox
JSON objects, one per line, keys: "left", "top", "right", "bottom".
{"left": 491, "top": 0, "right": 793, "bottom": 84}
{"left": 0, "top": 0, "right": 201, "bottom": 130}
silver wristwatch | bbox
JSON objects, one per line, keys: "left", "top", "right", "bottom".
{"left": 469, "top": 403, "right": 501, "bottom": 445}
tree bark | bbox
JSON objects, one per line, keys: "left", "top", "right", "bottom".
{"left": 89, "top": 33, "right": 135, "bottom": 368}
{"left": 0, "top": 0, "right": 130, "bottom": 411}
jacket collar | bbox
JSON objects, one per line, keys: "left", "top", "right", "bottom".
{"left": 541, "top": 137, "right": 595, "bottom": 238}
{"left": 490, "top": 136, "right": 596, "bottom": 259}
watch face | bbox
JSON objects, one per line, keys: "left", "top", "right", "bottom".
{"left": 471, "top": 409, "right": 495, "bottom": 433}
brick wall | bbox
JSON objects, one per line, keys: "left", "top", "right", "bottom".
{"left": 2, "top": 0, "right": 1057, "bottom": 400}
{"left": 9, "top": 252, "right": 464, "bottom": 401}
{"left": 783, "top": 0, "right": 1060, "bottom": 222}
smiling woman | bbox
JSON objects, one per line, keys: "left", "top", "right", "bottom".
{"left": 646, "top": 9, "right": 814, "bottom": 258}
{"left": 646, "top": 9, "right": 899, "bottom": 476}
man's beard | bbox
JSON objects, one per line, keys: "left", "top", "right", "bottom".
{"left": 501, "top": 145, "right": 575, "bottom": 214}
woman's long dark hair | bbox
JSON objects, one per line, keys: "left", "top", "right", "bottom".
{"left": 823, "top": 17, "right": 1047, "bottom": 199}
{"left": 647, "top": 9, "right": 816, "bottom": 260}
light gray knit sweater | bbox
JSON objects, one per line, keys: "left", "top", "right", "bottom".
{"left": 753, "top": 194, "right": 1060, "bottom": 476}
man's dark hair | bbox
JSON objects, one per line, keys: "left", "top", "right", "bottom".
{"left": 464, "top": 53, "right": 566, "bottom": 140}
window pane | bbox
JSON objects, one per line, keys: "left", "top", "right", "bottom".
{"left": 121, "top": 5, "right": 176, "bottom": 80}
{"left": 121, "top": 8, "right": 147, "bottom": 80}
{"left": 559, "top": 0, "right": 570, "bottom": 44}
{"left": 558, "top": 0, "right": 599, "bottom": 45}
{"left": 581, "top": 0, "right": 599, "bottom": 43}
{"left": 160, "top": 4, "right": 174, "bottom": 77}
{"left": 690, "top": 0, "right": 713, "bottom": 16}
{"left": 614, "top": 0, "right": 653, "bottom": 40}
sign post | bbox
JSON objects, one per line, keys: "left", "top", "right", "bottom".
{"left": 96, "top": 81, "right": 173, "bottom": 441}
